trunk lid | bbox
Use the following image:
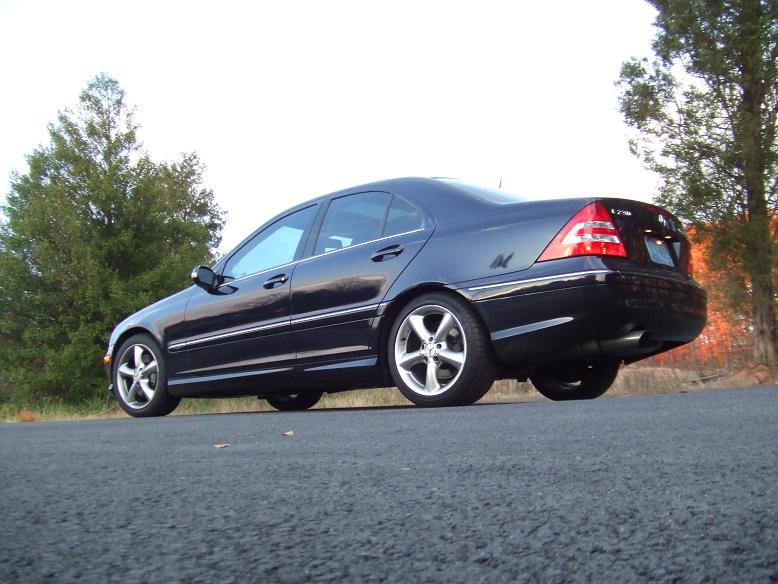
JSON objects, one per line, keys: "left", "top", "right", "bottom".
{"left": 600, "top": 198, "right": 693, "bottom": 276}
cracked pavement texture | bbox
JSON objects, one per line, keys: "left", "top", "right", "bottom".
{"left": 1, "top": 387, "right": 777, "bottom": 583}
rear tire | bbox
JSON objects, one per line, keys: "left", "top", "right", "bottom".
{"left": 530, "top": 360, "right": 620, "bottom": 401}
{"left": 266, "top": 391, "right": 323, "bottom": 411}
{"left": 388, "top": 292, "right": 495, "bottom": 407}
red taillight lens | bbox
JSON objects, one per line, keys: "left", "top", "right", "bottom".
{"left": 538, "top": 202, "right": 628, "bottom": 262}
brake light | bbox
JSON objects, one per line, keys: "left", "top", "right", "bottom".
{"left": 538, "top": 202, "right": 627, "bottom": 261}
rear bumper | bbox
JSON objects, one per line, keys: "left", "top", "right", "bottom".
{"left": 460, "top": 267, "right": 706, "bottom": 367}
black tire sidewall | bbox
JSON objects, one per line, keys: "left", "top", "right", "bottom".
{"left": 266, "top": 391, "right": 323, "bottom": 411}
{"left": 531, "top": 361, "right": 620, "bottom": 401}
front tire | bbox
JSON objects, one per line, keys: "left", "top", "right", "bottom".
{"left": 266, "top": 391, "right": 323, "bottom": 411}
{"left": 112, "top": 334, "right": 180, "bottom": 417}
{"left": 388, "top": 292, "right": 495, "bottom": 407}
{"left": 530, "top": 361, "right": 620, "bottom": 401}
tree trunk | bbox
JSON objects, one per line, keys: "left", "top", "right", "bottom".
{"left": 752, "top": 278, "right": 777, "bottom": 367}
{"left": 738, "top": 0, "right": 777, "bottom": 368}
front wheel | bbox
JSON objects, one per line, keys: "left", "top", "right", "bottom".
{"left": 388, "top": 293, "right": 495, "bottom": 407}
{"left": 112, "top": 334, "right": 180, "bottom": 417}
{"left": 530, "top": 361, "right": 620, "bottom": 401}
{"left": 266, "top": 391, "right": 323, "bottom": 411}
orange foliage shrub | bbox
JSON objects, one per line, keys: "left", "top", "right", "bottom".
{"left": 647, "top": 234, "right": 752, "bottom": 370}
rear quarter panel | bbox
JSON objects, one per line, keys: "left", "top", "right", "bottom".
{"left": 384, "top": 198, "right": 592, "bottom": 297}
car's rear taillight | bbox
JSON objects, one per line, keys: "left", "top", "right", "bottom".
{"left": 538, "top": 202, "right": 628, "bottom": 261}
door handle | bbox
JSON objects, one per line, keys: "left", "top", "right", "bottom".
{"left": 263, "top": 274, "right": 289, "bottom": 289}
{"left": 371, "top": 244, "right": 404, "bottom": 262}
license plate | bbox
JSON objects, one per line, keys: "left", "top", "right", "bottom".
{"left": 645, "top": 236, "right": 675, "bottom": 267}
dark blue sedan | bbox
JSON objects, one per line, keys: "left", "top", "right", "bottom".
{"left": 104, "top": 178, "right": 706, "bottom": 417}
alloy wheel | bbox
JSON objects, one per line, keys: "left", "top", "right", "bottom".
{"left": 393, "top": 304, "right": 467, "bottom": 396}
{"left": 116, "top": 343, "right": 159, "bottom": 410}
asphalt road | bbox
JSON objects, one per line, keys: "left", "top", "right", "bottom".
{"left": 1, "top": 387, "right": 776, "bottom": 583}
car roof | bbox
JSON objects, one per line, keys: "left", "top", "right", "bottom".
{"left": 285, "top": 176, "right": 507, "bottom": 216}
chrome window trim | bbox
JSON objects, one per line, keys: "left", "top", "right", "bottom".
{"left": 466, "top": 269, "right": 613, "bottom": 291}
{"left": 299, "top": 228, "right": 427, "bottom": 265}
{"left": 218, "top": 203, "right": 320, "bottom": 285}
{"left": 214, "top": 228, "right": 427, "bottom": 289}
{"left": 217, "top": 260, "right": 299, "bottom": 289}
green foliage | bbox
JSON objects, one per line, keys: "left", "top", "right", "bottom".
{"left": 0, "top": 74, "right": 224, "bottom": 403}
{"left": 617, "top": 0, "right": 778, "bottom": 365}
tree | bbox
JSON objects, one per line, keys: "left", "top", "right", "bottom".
{"left": 0, "top": 74, "right": 224, "bottom": 404}
{"left": 617, "top": 0, "right": 778, "bottom": 367}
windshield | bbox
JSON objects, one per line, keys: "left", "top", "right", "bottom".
{"left": 435, "top": 178, "right": 528, "bottom": 204}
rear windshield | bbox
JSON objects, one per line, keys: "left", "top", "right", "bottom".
{"left": 435, "top": 178, "right": 528, "bottom": 204}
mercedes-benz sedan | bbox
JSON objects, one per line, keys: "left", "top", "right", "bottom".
{"left": 104, "top": 178, "right": 706, "bottom": 417}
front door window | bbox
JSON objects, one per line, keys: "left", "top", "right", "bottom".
{"left": 223, "top": 205, "right": 317, "bottom": 281}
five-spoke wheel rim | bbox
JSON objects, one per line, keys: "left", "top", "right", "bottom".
{"left": 394, "top": 304, "right": 467, "bottom": 396}
{"left": 116, "top": 344, "right": 159, "bottom": 410}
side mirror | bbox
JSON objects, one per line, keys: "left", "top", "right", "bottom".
{"left": 191, "top": 266, "right": 217, "bottom": 290}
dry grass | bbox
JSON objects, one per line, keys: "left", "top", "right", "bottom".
{"left": 315, "top": 364, "right": 767, "bottom": 408}
{"left": 0, "top": 397, "right": 122, "bottom": 424}
{"left": 180, "top": 365, "right": 747, "bottom": 415}
{"left": 173, "top": 379, "right": 535, "bottom": 416}
{"left": 0, "top": 363, "right": 769, "bottom": 423}
{"left": 173, "top": 397, "right": 272, "bottom": 416}
{"left": 611, "top": 365, "right": 716, "bottom": 395}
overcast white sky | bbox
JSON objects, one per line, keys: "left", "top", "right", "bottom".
{"left": 0, "top": 0, "right": 659, "bottom": 251}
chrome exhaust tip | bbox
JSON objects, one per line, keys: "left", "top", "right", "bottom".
{"left": 600, "top": 329, "right": 662, "bottom": 355}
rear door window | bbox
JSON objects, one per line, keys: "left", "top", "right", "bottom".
{"left": 384, "top": 196, "right": 424, "bottom": 237}
{"left": 314, "top": 192, "right": 391, "bottom": 255}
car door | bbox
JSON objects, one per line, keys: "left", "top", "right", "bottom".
{"left": 172, "top": 204, "right": 318, "bottom": 393}
{"left": 290, "top": 192, "right": 433, "bottom": 379}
